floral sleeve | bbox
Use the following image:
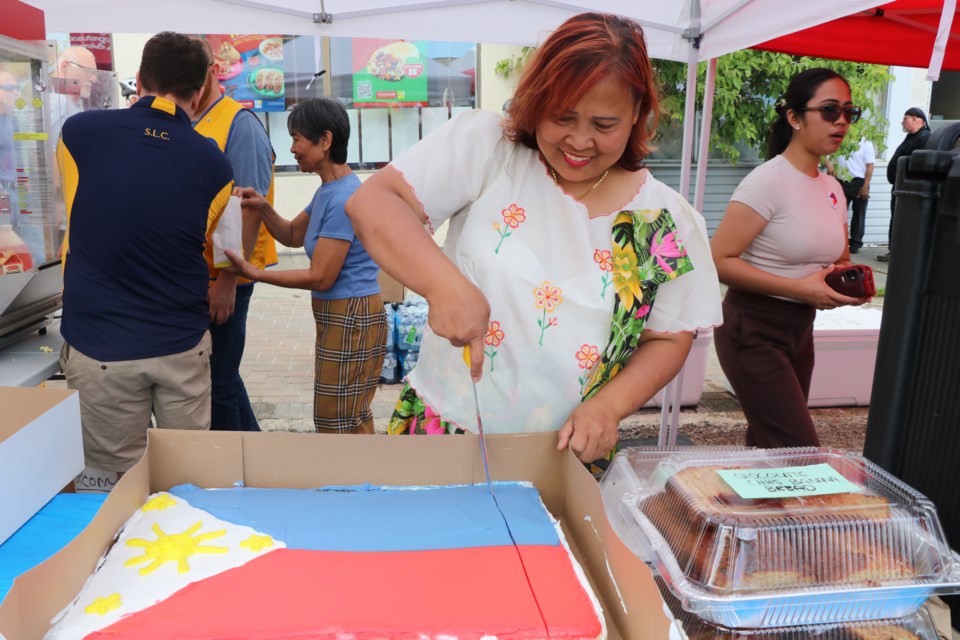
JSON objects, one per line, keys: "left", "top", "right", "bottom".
{"left": 580, "top": 208, "right": 694, "bottom": 400}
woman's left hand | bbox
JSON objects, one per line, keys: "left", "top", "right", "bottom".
{"left": 556, "top": 397, "right": 619, "bottom": 463}
{"left": 224, "top": 249, "right": 259, "bottom": 281}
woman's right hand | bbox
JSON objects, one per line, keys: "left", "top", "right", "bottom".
{"left": 425, "top": 279, "right": 490, "bottom": 381}
{"left": 233, "top": 186, "right": 267, "bottom": 216}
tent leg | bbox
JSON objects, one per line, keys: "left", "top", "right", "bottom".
{"left": 693, "top": 58, "right": 717, "bottom": 213}
{"left": 679, "top": 53, "right": 698, "bottom": 201}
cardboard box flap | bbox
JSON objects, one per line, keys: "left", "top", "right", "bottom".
{"left": 561, "top": 451, "right": 671, "bottom": 640}
{"left": 0, "top": 387, "right": 74, "bottom": 446}
{"left": 147, "top": 430, "right": 245, "bottom": 492}
{"left": 0, "top": 460, "right": 149, "bottom": 640}
{"left": 1, "top": 430, "right": 670, "bottom": 639}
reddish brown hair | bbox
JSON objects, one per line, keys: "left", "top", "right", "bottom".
{"left": 504, "top": 12, "right": 660, "bottom": 171}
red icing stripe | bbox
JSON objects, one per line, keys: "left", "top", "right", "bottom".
{"left": 87, "top": 547, "right": 600, "bottom": 639}
{"left": 518, "top": 545, "right": 604, "bottom": 640}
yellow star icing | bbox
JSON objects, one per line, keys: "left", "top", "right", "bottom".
{"left": 85, "top": 593, "right": 122, "bottom": 615}
{"left": 141, "top": 494, "right": 177, "bottom": 512}
{"left": 240, "top": 534, "right": 275, "bottom": 552}
{"left": 124, "top": 521, "right": 227, "bottom": 575}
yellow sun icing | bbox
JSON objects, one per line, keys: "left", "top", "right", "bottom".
{"left": 141, "top": 494, "right": 177, "bottom": 512}
{"left": 240, "top": 533, "right": 275, "bottom": 552}
{"left": 84, "top": 593, "right": 122, "bottom": 615}
{"left": 124, "top": 521, "right": 228, "bottom": 575}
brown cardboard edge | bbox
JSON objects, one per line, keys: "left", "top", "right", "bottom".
{"left": 562, "top": 449, "right": 672, "bottom": 639}
{"left": 1, "top": 429, "right": 668, "bottom": 639}
{"left": 0, "top": 387, "right": 76, "bottom": 446}
{"left": 0, "top": 445, "right": 150, "bottom": 640}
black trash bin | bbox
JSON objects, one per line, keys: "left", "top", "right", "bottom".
{"left": 864, "top": 122, "right": 960, "bottom": 621}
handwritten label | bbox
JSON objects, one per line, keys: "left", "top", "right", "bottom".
{"left": 715, "top": 463, "right": 861, "bottom": 499}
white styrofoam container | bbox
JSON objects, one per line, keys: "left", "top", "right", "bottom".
{"left": 643, "top": 329, "right": 712, "bottom": 408}
{"left": 0, "top": 387, "right": 84, "bottom": 545}
{"left": 808, "top": 307, "right": 883, "bottom": 407}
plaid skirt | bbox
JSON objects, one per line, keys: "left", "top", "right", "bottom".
{"left": 312, "top": 294, "right": 387, "bottom": 434}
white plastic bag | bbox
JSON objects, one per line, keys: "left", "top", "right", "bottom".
{"left": 212, "top": 195, "right": 243, "bottom": 269}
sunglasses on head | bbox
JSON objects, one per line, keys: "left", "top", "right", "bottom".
{"left": 798, "top": 104, "right": 862, "bottom": 124}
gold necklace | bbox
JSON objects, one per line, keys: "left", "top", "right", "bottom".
{"left": 550, "top": 167, "right": 610, "bottom": 200}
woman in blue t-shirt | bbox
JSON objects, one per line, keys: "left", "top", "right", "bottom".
{"left": 229, "top": 98, "right": 387, "bottom": 434}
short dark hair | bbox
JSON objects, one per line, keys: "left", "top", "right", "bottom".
{"left": 138, "top": 32, "right": 209, "bottom": 103}
{"left": 287, "top": 98, "right": 351, "bottom": 164}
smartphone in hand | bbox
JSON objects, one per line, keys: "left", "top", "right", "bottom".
{"left": 826, "top": 264, "right": 876, "bottom": 298}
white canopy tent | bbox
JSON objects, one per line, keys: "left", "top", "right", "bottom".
{"left": 30, "top": 0, "right": 884, "bottom": 204}
{"left": 26, "top": 0, "right": 900, "bottom": 442}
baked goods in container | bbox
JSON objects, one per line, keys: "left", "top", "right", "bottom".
{"left": 638, "top": 457, "right": 934, "bottom": 592}
{"left": 621, "top": 449, "right": 960, "bottom": 627}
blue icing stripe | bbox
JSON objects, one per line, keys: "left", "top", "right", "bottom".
{"left": 168, "top": 483, "right": 559, "bottom": 551}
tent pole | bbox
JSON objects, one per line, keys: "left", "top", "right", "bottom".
{"left": 927, "top": 0, "right": 957, "bottom": 81}
{"left": 679, "top": 52, "right": 698, "bottom": 201}
{"left": 693, "top": 57, "right": 717, "bottom": 213}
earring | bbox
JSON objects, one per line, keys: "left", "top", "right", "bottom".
{"left": 794, "top": 125, "right": 800, "bottom": 130}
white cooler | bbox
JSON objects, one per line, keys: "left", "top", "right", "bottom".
{"left": 808, "top": 306, "right": 883, "bottom": 407}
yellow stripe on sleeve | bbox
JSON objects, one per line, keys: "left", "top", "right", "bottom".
{"left": 57, "top": 138, "right": 79, "bottom": 271}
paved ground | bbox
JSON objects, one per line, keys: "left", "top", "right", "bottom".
{"left": 246, "top": 246, "right": 891, "bottom": 449}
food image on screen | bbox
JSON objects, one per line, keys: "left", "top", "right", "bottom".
{"left": 249, "top": 67, "right": 284, "bottom": 97}
{"left": 259, "top": 38, "right": 283, "bottom": 62}
{"left": 366, "top": 42, "right": 419, "bottom": 81}
{"left": 213, "top": 41, "right": 242, "bottom": 79}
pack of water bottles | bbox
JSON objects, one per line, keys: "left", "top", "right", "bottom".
{"left": 396, "top": 294, "right": 428, "bottom": 352}
{"left": 380, "top": 295, "right": 428, "bottom": 384}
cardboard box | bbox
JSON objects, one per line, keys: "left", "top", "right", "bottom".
{"left": 378, "top": 269, "right": 406, "bottom": 303}
{"left": 809, "top": 307, "right": 882, "bottom": 407}
{"left": 0, "top": 387, "right": 83, "bottom": 546}
{"left": 0, "top": 430, "right": 670, "bottom": 639}
{"left": 643, "top": 329, "right": 712, "bottom": 408}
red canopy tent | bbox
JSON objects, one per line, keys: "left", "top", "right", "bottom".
{"left": 754, "top": 1, "right": 960, "bottom": 78}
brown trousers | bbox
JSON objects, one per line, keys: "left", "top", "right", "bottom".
{"left": 713, "top": 289, "right": 820, "bottom": 448}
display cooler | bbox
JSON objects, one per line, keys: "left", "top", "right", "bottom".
{"left": 0, "top": 34, "right": 116, "bottom": 368}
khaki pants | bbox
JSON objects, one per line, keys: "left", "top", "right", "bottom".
{"left": 60, "top": 332, "right": 213, "bottom": 472}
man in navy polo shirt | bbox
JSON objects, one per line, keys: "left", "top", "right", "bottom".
{"left": 57, "top": 32, "right": 256, "bottom": 479}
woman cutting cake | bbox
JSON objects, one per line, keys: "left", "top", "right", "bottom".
{"left": 346, "top": 12, "right": 722, "bottom": 463}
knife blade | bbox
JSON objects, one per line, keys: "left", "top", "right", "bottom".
{"left": 463, "top": 345, "right": 494, "bottom": 495}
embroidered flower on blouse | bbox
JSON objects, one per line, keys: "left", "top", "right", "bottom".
{"left": 484, "top": 320, "right": 505, "bottom": 373}
{"left": 494, "top": 203, "right": 527, "bottom": 254}
{"left": 485, "top": 320, "right": 505, "bottom": 347}
{"left": 576, "top": 344, "right": 599, "bottom": 370}
{"left": 533, "top": 281, "right": 563, "bottom": 346}
{"left": 594, "top": 248, "right": 613, "bottom": 298}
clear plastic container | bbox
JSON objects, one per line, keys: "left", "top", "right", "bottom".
{"left": 621, "top": 448, "right": 960, "bottom": 627}
{"left": 655, "top": 575, "right": 941, "bottom": 639}
{"left": 600, "top": 446, "right": 751, "bottom": 561}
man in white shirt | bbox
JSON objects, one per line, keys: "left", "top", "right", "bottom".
{"left": 827, "top": 138, "right": 875, "bottom": 254}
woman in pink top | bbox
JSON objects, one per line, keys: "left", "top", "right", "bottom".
{"left": 711, "top": 68, "right": 872, "bottom": 448}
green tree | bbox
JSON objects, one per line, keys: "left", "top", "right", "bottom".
{"left": 495, "top": 48, "right": 892, "bottom": 166}
{"left": 654, "top": 52, "right": 892, "bottom": 166}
